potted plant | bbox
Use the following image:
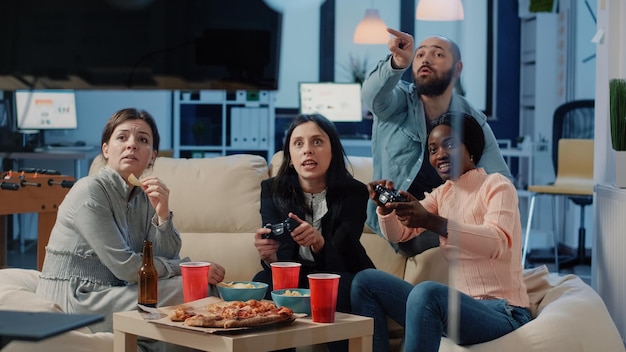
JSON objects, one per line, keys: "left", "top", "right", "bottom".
{"left": 610, "top": 78, "right": 626, "bottom": 187}
{"left": 340, "top": 54, "right": 369, "bottom": 85}
{"left": 529, "top": 0, "right": 556, "bottom": 13}
{"left": 191, "top": 120, "right": 207, "bottom": 145}
{"left": 340, "top": 53, "right": 372, "bottom": 119}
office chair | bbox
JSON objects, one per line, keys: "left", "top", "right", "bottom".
{"left": 522, "top": 100, "right": 595, "bottom": 271}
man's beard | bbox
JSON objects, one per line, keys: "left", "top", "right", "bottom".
{"left": 414, "top": 67, "right": 454, "bottom": 97}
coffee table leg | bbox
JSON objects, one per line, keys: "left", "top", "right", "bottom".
{"left": 114, "top": 329, "right": 137, "bottom": 352}
{"left": 348, "top": 335, "right": 372, "bottom": 352}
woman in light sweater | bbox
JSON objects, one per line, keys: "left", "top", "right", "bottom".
{"left": 351, "top": 112, "right": 531, "bottom": 352}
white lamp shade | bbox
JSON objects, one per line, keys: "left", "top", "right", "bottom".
{"left": 263, "top": 0, "right": 326, "bottom": 13}
{"left": 353, "top": 9, "right": 389, "bottom": 44}
{"left": 416, "top": 0, "right": 464, "bottom": 21}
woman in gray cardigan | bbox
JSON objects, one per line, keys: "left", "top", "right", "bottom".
{"left": 36, "top": 108, "right": 225, "bottom": 352}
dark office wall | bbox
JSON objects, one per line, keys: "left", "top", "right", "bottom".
{"left": 489, "top": 1, "right": 521, "bottom": 142}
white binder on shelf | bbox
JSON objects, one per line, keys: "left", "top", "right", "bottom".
{"left": 258, "top": 108, "right": 269, "bottom": 149}
{"left": 247, "top": 108, "right": 260, "bottom": 148}
{"left": 239, "top": 107, "right": 251, "bottom": 148}
{"left": 230, "top": 107, "right": 243, "bottom": 148}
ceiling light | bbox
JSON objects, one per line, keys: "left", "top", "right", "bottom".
{"left": 263, "top": 0, "right": 326, "bottom": 13}
{"left": 353, "top": 8, "right": 388, "bottom": 44}
{"left": 416, "top": 0, "right": 464, "bottom": 21}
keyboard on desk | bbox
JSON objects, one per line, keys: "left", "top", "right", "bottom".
{"left": 0, "top": 145, "right": 35, "bottom": 153}
{"left": 44, "top": 145, "right": 95, "bottom": 152}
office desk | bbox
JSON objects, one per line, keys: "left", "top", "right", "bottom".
{"left": 0, "top": 148, "right": 98, "bottom": 179}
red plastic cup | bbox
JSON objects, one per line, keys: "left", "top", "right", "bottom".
{"left": 307, "top": 273, "right": 341, "bottom": 323}
{"left": 179, "top": 262, "right": 211, "bottom": 302}
{"left": 270, "top": 262, "right": 301, "bottom": 290}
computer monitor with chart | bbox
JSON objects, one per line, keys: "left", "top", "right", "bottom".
{"left": 14, "top": 90, "right": 78, "bottom": 131}
{"left": 299, "top": 82, "right": 363, "bottom": 122}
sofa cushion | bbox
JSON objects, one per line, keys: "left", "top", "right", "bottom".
{"left": 153, "top": 155, "right": 268, "bottom": 233}
{"left": 0, "top": 283, "right": 63, "bottom": 313}
{"left": 432, "top": 265, "right": 625, "bottom": 352}
{"left": 0, "top": 269, "right": 114, "bottom": 352}
{"left": 403, "top": 247, "right": 450, "bottom": 285}
{"left": 522, "top": 265, "right": 552, "bottom": 317}
{"left": 360, "top": 233, "right": 406, "bottom": 279}
{"left": 0, "top": 268, "right": 40, "bottom": 292}
{"left": 90, "top": 154, "right": 270, "bottom": 233}
{"left": 180, "top": 232, "right": 261, "bottom": 282}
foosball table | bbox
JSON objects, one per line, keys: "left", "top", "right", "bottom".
{"left": 0, "top": 169, "right": 75, "bottom": 270}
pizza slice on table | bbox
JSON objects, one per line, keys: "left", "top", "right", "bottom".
{"left": 168, "top": 306, "right": 196, "bottom": 322}
{"left": 184, "top": 314, "right": 225, "bottom": 327}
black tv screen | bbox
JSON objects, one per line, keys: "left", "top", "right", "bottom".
{"left": 0, "top": 0, "right": 282, "bottom": 90}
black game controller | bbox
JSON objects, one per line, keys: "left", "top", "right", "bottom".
{"left": 374, "top": 184, "right": 408, "bottom": 204}
{"left": 263, "top": 218, "right": 299, "bottom": 239}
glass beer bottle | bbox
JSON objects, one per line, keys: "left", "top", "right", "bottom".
{"left": 138, "top": 240, "right": 158, "bottom": 308}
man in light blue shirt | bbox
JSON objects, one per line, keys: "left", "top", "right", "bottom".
{"left": 362, "top": 29, "right": 511, "bottom": 256}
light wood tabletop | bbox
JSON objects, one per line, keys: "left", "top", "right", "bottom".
{"left": 113, "top": 307, "right": 373, "bottom": 352}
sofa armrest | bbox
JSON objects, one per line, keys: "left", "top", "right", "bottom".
{"left": 0, "top": 269, "right": 114, "bottom": 352}
{"left": 90, "top": 154, "right": 270, "bottom": 234}
{"left": 0, "top": 268, "right": 40, "bottom": 292}
{"left": 438, "top": 273, "right": 625, "bottom": 352}
{"left": 2, "top": 331, "right": 113, "bottom": 352}
{"left": 180, "top": 232, "right": 262, "bottom": 282}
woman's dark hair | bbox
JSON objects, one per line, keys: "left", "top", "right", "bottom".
{"left": 431, "top": 112, "right": 485, "bottom": 164}
{"left": 100, "top": 108, "right": 160, "bottom": 154}
{"left": 273, "top": 114, "right": 351, "bottom": 216}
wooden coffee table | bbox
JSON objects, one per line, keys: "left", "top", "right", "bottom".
{"left": 113, "top": 309, "right": 373, "bottom": 352}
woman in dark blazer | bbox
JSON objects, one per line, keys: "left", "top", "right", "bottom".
{"left": 252, "top": 114, "right": 375, "bottom": 313}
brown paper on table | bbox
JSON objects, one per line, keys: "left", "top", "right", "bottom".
{"left": 142, "top": 296, "right": 303, "bottom": 334}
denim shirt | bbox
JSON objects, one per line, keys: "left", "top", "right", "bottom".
{"left": 362, "top": 54, "right": 512, "bottom": 239}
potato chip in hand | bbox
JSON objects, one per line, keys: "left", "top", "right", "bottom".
{"left": 128, "top": 173, "right": 142, "bottom": 187}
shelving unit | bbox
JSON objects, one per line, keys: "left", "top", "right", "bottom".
{"left": 173, "top": 90, "right": 275, "bottom": 160}
{"left": 517, "top": 12, "right": 563, "bottom": 257}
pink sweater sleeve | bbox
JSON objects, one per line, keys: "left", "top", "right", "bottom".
{"left": 378, "top": 207, "right": 419, "bottom": 242}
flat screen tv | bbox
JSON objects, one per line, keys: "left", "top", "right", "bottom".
{"left": 299, "top": 82, "right": 363, "bottom": 122}
{"left": 0, "top": 0, "right": 282, "bottom": 90}
{"left": 14, "top": 90, "right": 78, "bottom": 131}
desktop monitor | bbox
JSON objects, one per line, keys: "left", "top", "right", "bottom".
{"left": 14, "top": 90, "right": 78, "bottom": 131}
{"left": 299, "top": 82, "right": 363, "bottom": 122}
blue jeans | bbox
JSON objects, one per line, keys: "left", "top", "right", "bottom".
{"left": 350, "top": 269, "right": 532, "bottom": 352}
